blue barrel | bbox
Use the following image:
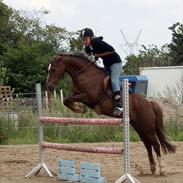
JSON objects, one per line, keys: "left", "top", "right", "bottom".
{"left": 119, "top": 75, "right": 148, "bottom": 96}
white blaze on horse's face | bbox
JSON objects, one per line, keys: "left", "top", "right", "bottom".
{"left": 47, "top": 64, "right": 52, "bottom": 81}
{"left": 48, "top": 64, "right": 51, "bottom": 71}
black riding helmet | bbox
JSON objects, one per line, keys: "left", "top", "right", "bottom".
{"left": 80, "top": 28, "right": 94, "bottom": 38}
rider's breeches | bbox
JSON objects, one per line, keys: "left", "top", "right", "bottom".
{"left": 109, "top": 62, "right": 122, "bottom": 92}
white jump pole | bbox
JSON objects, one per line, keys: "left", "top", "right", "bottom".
{"left": 60, "top": 89, "right": 64, "bottom": 103}
{"left": 53, "top": 90, "right": 57, "bottom": 98}
{"left": 45, "top": 91, "right": 48, "bottom": 109}
{"left": 115, "top": 79, "right": 140, "bottom": 183}
{"left": 25, "top": 84, "right": 53, "bottom": 177}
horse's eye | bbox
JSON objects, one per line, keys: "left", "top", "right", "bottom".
{"left": 51, "top": 67, "right": 55, "bottom": 71}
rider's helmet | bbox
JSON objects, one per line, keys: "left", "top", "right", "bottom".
{"left": 80, "top": 28, "right": 94, "bottom": 38}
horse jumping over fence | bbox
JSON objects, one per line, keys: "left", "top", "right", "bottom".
{"left": 47, "top": 52, "right": 176, "bottom": 175}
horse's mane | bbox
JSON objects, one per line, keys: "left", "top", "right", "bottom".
{"left": 58, "top": 52, "right": 91, "bottom": 62}
{"left": 51, "top": 52, "right": 105, "bottom": 73}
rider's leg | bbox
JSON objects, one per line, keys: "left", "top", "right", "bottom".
{"left": 103, "top": 67, "right": 111, "bottom": 75}
{"left": 110, "top": 62, "right": 123, "bottom": 116}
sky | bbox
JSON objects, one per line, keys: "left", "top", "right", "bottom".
{"left": 3, "top": 0, "right": 183, "bottom": 59}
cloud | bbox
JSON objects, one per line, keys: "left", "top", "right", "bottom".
{"left": 127, "top": 0, "right": 171, "bottom": 7}
{"left": 4, "top": 0, "right": 75, "bottom": 16}
{"left": 32, "top": 0, "right": 75, "bottom": 16}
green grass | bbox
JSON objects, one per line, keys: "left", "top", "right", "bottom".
{"left": 0, "top": 97, "right": 183, "bottom": 145}
{"left": 165, "top": 117, "right": 183, "bottom": 141}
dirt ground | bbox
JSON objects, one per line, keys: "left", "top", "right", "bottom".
{"left": 0, "top": 142, "right": 183, "bottom": 183}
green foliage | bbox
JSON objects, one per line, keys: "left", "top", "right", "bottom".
{"left": 123, "top": 45, "right": 172, "bottom": 75}
{"left": 123, "top": 22, "right": 183, "bottom": 75}
{"left": 3, "top": 41, "right": 54, "bottom": 93}
{"left": 0, "top": 118, "right": 8, "bottom": 144}
{"left": 55, "top": 74, "right": 73, "bottom": 97}
{"left": 0, "top": 1, "right": 82, "bottom": 93}
{"left": 0, "top": 2, "right": 13, "bottom": 85}
{"left": 0, "top": 1, "right": 13, "bottom": 49}
{"left": 168, "top": 22, "right": 183, "bottom": 65}
{"left": 0, "top": 67, "right": 6, "bottom": 85}
{"left": 165, "top": 117, "right": 183, "bottom": 141}
{"left": 0, "top": 115, "right": 37, "bottom": 144}
{"left": 1, "top": 96, "right": 183, "bottom": 145}
{"left": 69, "top": 31, "right": 83, "bottom": 52}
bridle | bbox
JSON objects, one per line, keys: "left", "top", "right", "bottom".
{"left": 48, "top": 55, "right": 97, "bottom": 79}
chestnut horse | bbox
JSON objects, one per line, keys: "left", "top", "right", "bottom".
{"left": 47, "top": 52, "right": 176, "bottom": 175}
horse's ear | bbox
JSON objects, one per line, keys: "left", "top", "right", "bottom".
{"left": 55, "top": 55, "right": 63, "bottom": 62}
{"left": 59, "top": 55, "right": 63, "bottom": 61}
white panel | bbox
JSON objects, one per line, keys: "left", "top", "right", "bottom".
{"left": 140, "top": 66, "right": 183, "bottom": 100}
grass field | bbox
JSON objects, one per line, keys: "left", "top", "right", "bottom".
{"left": 0, "top": 97, "right": 183, "bottom": 145}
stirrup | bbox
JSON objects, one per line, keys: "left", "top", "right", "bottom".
{"left": 113, "top": 107, "right": 123, "bottom": 116}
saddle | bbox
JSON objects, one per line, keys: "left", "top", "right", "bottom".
{"left": 103, "top": 76, "right": 132, "bottom": 93}
{"left": 103, "top": 75, "right": 111, "bottom": 92}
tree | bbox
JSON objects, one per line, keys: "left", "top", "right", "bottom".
{"left": 0, "top": 1, "right": 13, "bottom": 51}
{"left": 168, "top": 22, "right": 183, "bottom": 65}
{"left": 3, "top": 41, "right": 54, "bottom": 93}
{"left": 123, "top": 45, "right": 172, "bottom": 75}
{"left": 69, "top": 31, "right": 83, "bottom": 52}
{"left": 0, "top": 1, "right": 80, "bottom": 93}
{"left": 0, "top": 1, "right": 13, "bottom": 85}
{"left": 0, "top": 1, "right": 84, "bottom": 94}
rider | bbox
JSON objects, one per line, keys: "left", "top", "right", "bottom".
{"left": 80, "top": 28, "right": 123, "bottom": 116}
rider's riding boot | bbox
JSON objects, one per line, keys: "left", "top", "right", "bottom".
{"left": 113, "top": 91, "right": 123, "bottom": 116}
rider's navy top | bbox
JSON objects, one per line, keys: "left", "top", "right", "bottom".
{"left": 85, "top": 37, "right": 122, "bottom": 67}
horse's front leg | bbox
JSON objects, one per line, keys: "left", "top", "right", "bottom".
{"left": 64, "top": 93, "right": 88, "bottom": 113}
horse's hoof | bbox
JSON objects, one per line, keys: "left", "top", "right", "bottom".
{"left": 83, "top": 107, "right": 87, "bottom": 113}
{"left": 160, "top": 171, "right": 166, "bottom": 176}
{"left": 150, "top": 164, "right": 156, "bottom": 174}
{"left": 151, "top": 167, "right": 156, "bottom": 174}
{"left": 140, "top": 170, "right": 145, "bottom": 175}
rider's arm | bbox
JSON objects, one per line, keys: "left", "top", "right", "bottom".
{"left": 94, "top": 40, "right": 115, "bottom": 58}
{"left": 85, "top": 46, "right": 92, "bottom": 56}
{"left": 95, "top": 51, "right": 113, "bottom": 58}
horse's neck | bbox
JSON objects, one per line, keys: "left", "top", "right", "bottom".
{"left": 63, "top": 58, "right": 86, "bottom": 74}
{"left": 63, "top": 57, "right": 102, "bottom": 77}
{"left": 62, "top": 57, "right": 112, "bottom": 100}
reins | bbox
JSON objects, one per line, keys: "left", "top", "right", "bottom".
{"left": 71, "top": 60, "right": 95, "bottom": 77}
{"left": 64, "top": 56, "right": 96, "bottom": 77}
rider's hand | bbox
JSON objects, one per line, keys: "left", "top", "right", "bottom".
{"left": 95, "top": 53, "right": 101, "bottom": 58}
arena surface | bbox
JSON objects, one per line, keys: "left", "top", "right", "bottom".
{"left": 0, "top": 142, "right": 182, "bottom": 183}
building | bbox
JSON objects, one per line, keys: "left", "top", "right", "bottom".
{"left": 140, "top": 66, "right": 183, "bottom": 103}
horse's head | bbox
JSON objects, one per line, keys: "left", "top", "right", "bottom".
{"left": 47, "top": 56, "right": 65, "bottom": 92}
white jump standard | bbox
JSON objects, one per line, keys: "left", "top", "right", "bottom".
{"left": 25, "top": 80, "right": 141, "bottom": 183}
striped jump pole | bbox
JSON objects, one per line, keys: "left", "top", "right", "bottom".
{"left": 25, "top": 81, "right": 140, "bottom": 183}
{"left": 40, "top": 116, "right": 122, "bottom": 125}
{"left": 42, "top": 142, "right": 123, "bottom": 154}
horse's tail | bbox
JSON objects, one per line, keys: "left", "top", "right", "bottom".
{"left": 151, "top": 101, "right": 176, "bottom": 154}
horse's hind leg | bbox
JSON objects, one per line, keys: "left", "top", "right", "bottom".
{"left": 145, "top": 133, "right": 165, "bottom": 176}
{"left": 152, "top": 138, "right": 165, "bottom": 176}
{"left": 144, "top": 142, "right": 156, "bottom": 174}
{"left": 138, "top": 133, "right": 156, "bottom": 174}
